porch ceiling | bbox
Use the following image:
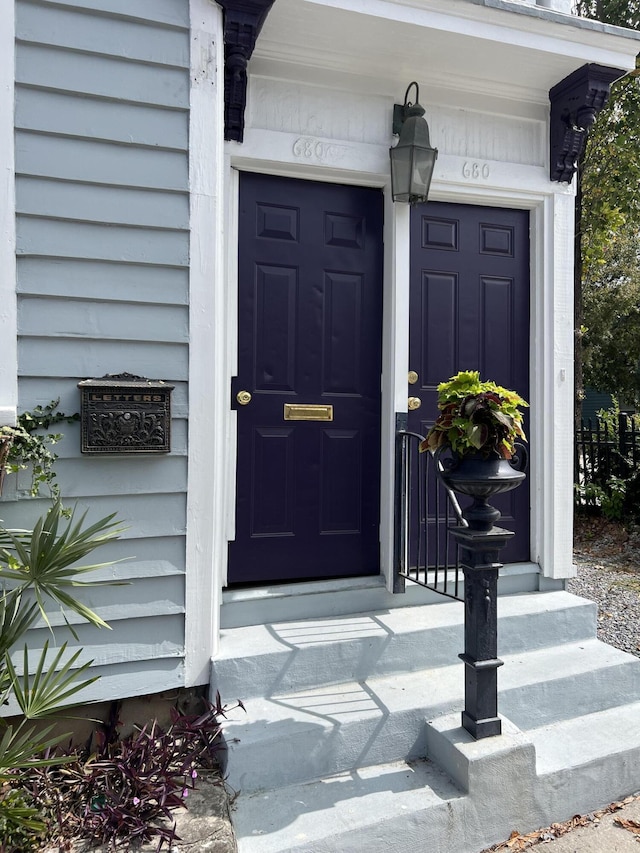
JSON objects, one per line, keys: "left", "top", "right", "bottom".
{"left": 254, "top": 0, "right": 640, "bottom": 105}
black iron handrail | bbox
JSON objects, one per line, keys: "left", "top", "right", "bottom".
{"left": 394, "top": 424, "right": 466, "bottom": 601}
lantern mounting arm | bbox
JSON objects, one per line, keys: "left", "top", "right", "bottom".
{"left": 393, "top": 81, "right": 425, "bottom": 136}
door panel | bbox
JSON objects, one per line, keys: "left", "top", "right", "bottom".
{"left": 229, "top": 173, "right": 384, "bottom": 585}
{"left": 409, "top": 202, "right": 530, "bottom": 563}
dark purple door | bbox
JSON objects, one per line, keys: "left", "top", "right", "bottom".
{"left": 409, "top": 202, "right": 530, "bottom": 562}
{"left": 228, "top": 173, "right": 384, "bottom": 585}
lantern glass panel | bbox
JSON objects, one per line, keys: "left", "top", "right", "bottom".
{"left": 390, "top": 144, "right": 412, "bottom": 203}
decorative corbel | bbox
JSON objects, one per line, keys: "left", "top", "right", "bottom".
{"left": 217, "top": 0, "right": 277, "bottom": 142}
{"left": 549, "top": 63, "right": 624, "bottom": 183}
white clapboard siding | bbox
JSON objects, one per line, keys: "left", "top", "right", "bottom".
{"left": 8, "top": 0, "right": 193, "bottom": 708}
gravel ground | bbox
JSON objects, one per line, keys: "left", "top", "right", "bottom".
{"left": 570, "top": 515, "right": 640, "bottom": 657}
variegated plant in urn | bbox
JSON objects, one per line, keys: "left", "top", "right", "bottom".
{"left": 420, "top": 371, "right": 528, "bottom": 531}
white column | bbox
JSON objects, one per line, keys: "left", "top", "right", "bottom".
{"left": 532, "top": 189, "right": 576, "bottom": 579}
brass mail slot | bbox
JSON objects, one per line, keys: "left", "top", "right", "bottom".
{"left": 284, "top": 403, "right": 333, "bottom": 421}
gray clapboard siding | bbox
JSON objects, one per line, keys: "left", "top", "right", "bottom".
{"left": 28, "top": 574, "right": 185, "bottom": 628}
{"left": 17, "top": 259, "right": 189, "bottom": 305}
{"left": 84, "top": 537, "right": 187, "bottom": 580}
{"left": 0, "top": 493, "right": 187, "bottom": 540}
{"left": 17, "top": 218, "right": 188, "bottom": 266}
{"left": 17, "top": 377, "right": 189, "bottom": 419}
{"left": 18, "top": 297, "right": 189, "bottom": 343}
{"left": 3, "top": 659, "right": 187, "bottom": 716}
{"left": 15, "top": 613, "right": 185, "bottom": 670}
{"left": 16, "top": 133, "right": 188, "bottom": 190}
{"left": 16, "top": 89, "right": 189, "bottom": 149}
{"left": 53, "top": 457, "right": 188, "bottom": 497}
{"left": 17, "top": 3, "right": 190, "bottom": 67}
{"left": 38, "top": 0, "right": 190, "bottom": 29}
{"left": 17, "top": 43, "right": 189, "bottom": 107}
{"left": 68, "top": 659, "right": 186, "bottom": 709}
{"left": 16, "top": 179, "right": 190, "bottom": 230}
{"left": 18, "top": 339, "right": 189, "bottom": 380}
{"left": 11, "top": 0, "right": 194, "bottom": 706}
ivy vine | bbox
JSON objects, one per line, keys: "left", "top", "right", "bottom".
{"left": 0, "top": 400, "right": 80, "bottom": 498}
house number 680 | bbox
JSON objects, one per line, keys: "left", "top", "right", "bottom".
{"left": 462, "top": 161, "right": 490, "bottom": 179}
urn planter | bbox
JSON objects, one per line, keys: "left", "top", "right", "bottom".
{"left": 439, "top": 451, "right": 526, "bottom": 532}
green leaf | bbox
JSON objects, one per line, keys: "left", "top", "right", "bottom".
{"left": 0, "top": 720, "right": 75, "bottom": 778}
{"left": 7, "top": 641, "right": 99, "bottom": 719}
{"left": 0, "top": 500, "right": 125, "bottom": 629}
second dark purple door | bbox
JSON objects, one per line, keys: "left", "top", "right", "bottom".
{"left": 409, "top": 202, "right": 530, "bottom": 563}
{"left": 228, "top": 173, "right": 384, "bottom": 585}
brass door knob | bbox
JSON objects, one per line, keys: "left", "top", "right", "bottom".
{"left": 408, "top": 370, "right": 419, "bottom": 385}
{"left": 408, "top": 396, "right": 422, "bottom": 411}
{"left": 236, "top": 390, "right": 252, "bottom": 406}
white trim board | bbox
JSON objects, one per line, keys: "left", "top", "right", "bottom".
{"left": 0, "top": 1, "right": 17, "bottom": 426}
{"left": 184, "top": 0, "right": 225, "bottom": 685}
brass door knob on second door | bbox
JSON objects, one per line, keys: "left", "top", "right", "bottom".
{"left": 236, "top": 391, "right": 252, "bottom": 405}
{"left": 408, "top": 397, "right": 421, "bottom": 410}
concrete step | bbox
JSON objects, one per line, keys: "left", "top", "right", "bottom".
{"left": 532, "top": 700, "right": 640, "bottom": 819}
{"left": 232, "top": 701, "right": 640, "bottom": 853}
{"left": 233, "top": 758, "right": 472, "bottom": 853}
{"left": 223, "top": 636, "right": 640, "bottom": 794}
{"left": 212, "top": 591, "right": 596, "bottom": 700}
{"left": 500, "top": 638, "right": 640, "bottom": 730}
{"left": 223, "top": 592, "right": 640, "bottom": 853}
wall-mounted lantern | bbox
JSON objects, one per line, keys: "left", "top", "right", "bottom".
{"left": 390, "top": 82, "right": 438, "bottom": 204}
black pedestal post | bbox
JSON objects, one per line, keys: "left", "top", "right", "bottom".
{"left": 450, "top": 525, "right": 514, "bottom": 739}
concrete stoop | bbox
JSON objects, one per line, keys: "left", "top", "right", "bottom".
{"left": 210, "top": 591, "right": 640, "bottom": 853}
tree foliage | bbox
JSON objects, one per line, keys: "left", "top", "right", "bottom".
{"left": 582, "top": 229, "right": 640, "bottom": 401}
{"left": 575, "top": 1, "right": 640, "bottom": 405}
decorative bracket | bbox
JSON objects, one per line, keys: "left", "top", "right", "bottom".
{"left": 549, "top": 63, "right": 624, "bottom": 183}
{"left": 217, "top": 0, "right": 277, "bottom": 143}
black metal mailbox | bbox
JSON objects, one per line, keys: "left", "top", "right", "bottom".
{"left": 78, "top": 373, "right": 174, "bottom": 454}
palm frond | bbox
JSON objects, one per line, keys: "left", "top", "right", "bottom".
{"left": 0, "top": 500, "right": 125, "bottom": 628}
{"left": 6, "top": 641, "right": 99, "bottom": 719}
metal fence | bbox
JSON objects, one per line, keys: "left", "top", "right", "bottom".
{"left": 575, "top": 412, "right": 640, "bottom": 508}
{"left": 394, "top": 416, "right": 466, "bottom": 601}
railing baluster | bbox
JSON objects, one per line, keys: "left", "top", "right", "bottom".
{"left": 394, "top": 428, "right": 465, "bottom": 602}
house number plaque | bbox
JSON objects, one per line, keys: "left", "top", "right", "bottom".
{"left": 78, "top": 373, "right": 174, "bottom": 454}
